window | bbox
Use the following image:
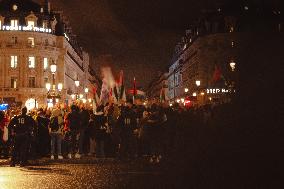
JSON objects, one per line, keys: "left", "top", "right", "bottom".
{"left": 10, "top": 19, "right": 18, "bottom": 27}
{"left": 11, "top": 77, "right": 17, "bottom": 88}
{"left": 27, "top": 21, "right": 35, "bottom": 28}
{"left": 28, "top": 77, "right": 36, "bottom": 88}
{"left": 28, "top": 56, "right": 35, "bottom": 68}
{"left": 10, "top": 56, "right": 18, "bottom": 68}
{"left": 28, "top": 37, "right": 34, "bottom": 47}
{"left": 44, "top": 77, "right": 48, "bottom": 83}
{"left": 11, "top": 36, "right": 17, "bottom": 44}
{"left": 0, "top": 20, "right": 1, "bottom": 29}
{"left": 44, "top": 58, "right": 48, "bottom": 69}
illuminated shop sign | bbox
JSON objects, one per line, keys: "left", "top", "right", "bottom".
{"left": 206, "top": 88, "right": 230, "bottom": 94}
{"left": 1, "top": 25, "right": 51, "bottom": 33}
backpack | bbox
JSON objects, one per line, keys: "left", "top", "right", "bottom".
{"left": 50, "top": 116, "right": 59, "bottom": 132}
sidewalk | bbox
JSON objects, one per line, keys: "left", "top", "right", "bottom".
{"left": 0, "top": 156, "right": 118, "bottom": 166}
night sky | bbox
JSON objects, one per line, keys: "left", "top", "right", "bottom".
{"left": 35, "top": 0, "right": 282, "bottom": 88}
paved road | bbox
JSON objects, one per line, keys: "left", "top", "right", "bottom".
{"left": 0, "top": 161, "right": 168, "bottom": 189}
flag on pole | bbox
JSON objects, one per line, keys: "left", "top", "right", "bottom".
{"left": 92, "top": 87, "right": 100, "bottom": 112}
{"left": 160, "top": 88, "right": 166, "bottom": 102}
{"left": 118, "top": 71, "right": 126, "bottom": 102}
{"left": 100, "top": 80, "right": 109, "bottom": 105}
{"left": 133, "top": 77, "right": 137, "bottom": 104}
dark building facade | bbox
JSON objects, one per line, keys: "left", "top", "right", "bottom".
{"left": 168, "top": 3, "right": 284, "bottom": 105}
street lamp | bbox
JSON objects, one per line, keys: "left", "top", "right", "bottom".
{"left": 50, "top": 64, "right": 57, "bottom": 73}
{"left": 85, "top": 87, "right": 89, "bottom": 100}
{"left": 47, "top": 62, "right": 61, "bottom": 106}
{"left": 196, "top": 80, "right": 201, "bottom": 87}
{"left": 193, "top": 92, "right": 197, "bottom": 97}
{"left": 230, "top": 61, "right": 236, "bottom": 71}
{"left": 75, "top": 80, "right": 80, "bottom": 87}
{"left": 74, "top": 80, "right": 80, "bottom": 100}
{"left": 46, "top": 83, "right": 51, "bottom": 91}
{"left": 58, "top": 83, "right": 63, "bottom": 92}
{"left": 184, "top": 88, "right": 189, "bottom": 93}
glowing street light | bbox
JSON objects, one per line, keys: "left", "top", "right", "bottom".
{"left": 184, "top": 88, "right": 189, "bottom": 93}
{"left": 46, "top": 83, "right": 51, "bottom": 91}
{"left": 79, "top": 94, "right": 83, "bottom": 99}
{"left": 196, "top": 80, "right": 201, "bottom": 87}
{"left": 181, "top": 98, "right": 185, "bottom": 103}
{"left": 75, "top": 80, "right": 80, "bottom": 87}
{"left": 50, "top": 64, "right": 57, "bottom": 74}
{"left": 84, "top": 88, "right": 89, "bottom": 93}
{"left": 230, "top": 61, "right": 236, "bottom": 71}
{"left": 176, "top": 99, "right": 181, "bottom": 103}
{"left": 193, "top": 92, "right": 197, "bottom": 97}
{"left": 71, "top": 94, "right": 75, "bottom": 99}
{"left": 58, "top": 83, "right": 63, "bottom": 91}
{"left": 88, "top": 98, "right": 92, "bottom": 103}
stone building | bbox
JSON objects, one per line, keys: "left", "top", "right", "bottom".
{"left": 0, "top": 0, "right": 97, "bottom": 108}
{"left": 146, "top": 72, "right": 168, "bottom": 103}
{"left": 168, "top": 3, "right": 283, "bottom": 105}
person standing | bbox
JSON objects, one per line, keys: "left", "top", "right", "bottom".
{"left": 0, "top": 111, "right": 9, "bottom": 158}
{"left": 94, "top": 105, "right": 107, "bottom": 158}
{"left": 49, "top": 108, "right": 64, "bottom": 160}
{"left": 36, "top": 110, "right": 50, "bottom": 157}
{"left": 66, "top": 105, "right": 80, "bottom": 159}
{"left": 119, "top": 101, "right": 137, "bottom": 159}
{"left": 9, "top": 107, "right": 34, "bottom": 167}
{"left": 88, "top": 113, "right": 96, "bottom": 156}
{"left": 77, "top": 106, "right": 90, "bottom": 158}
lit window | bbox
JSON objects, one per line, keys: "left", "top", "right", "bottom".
{"left": 0, "top": 20, "right": 2, "bottom": 29}
{"left": 11, "top": 56, "right": 18, "bottom": 68}
{"left": 28, "top": 56, "right": 35, "bottom": 68}
{"left": 28, "top": 37, "right": 34, "bottom": 47}
{"left": 44, "top": 58, "right": 48, "bottom": 69}
{"left": 27, "top": 21, "right": 35, "bottom": 28}
{"left": 11, "top": 77, "right": 17, "bottom": 88}
{"left": 28, "top": 77, "right": 36, "bottom": 88}
{"left": 11, "top": 19, "right": 18, "bottom": 27}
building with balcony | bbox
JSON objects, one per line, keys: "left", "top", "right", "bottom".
{"left": 0, "top": 0, "right": 97, "bottom": 108}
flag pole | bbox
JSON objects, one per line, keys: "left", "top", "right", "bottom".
{"left": 133, "top": 77, "right": 136, "bottom": 104}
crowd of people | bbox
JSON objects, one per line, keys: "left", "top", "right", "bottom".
{"left": 0, "top": 100, "right": 182, "bottom": 167}
{"left": 0, "top": 99, "right": 226, "bottom": 167}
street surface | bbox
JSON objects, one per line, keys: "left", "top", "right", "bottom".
{"left": 0, "top": 160, "right": 167, "bottom": 189}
